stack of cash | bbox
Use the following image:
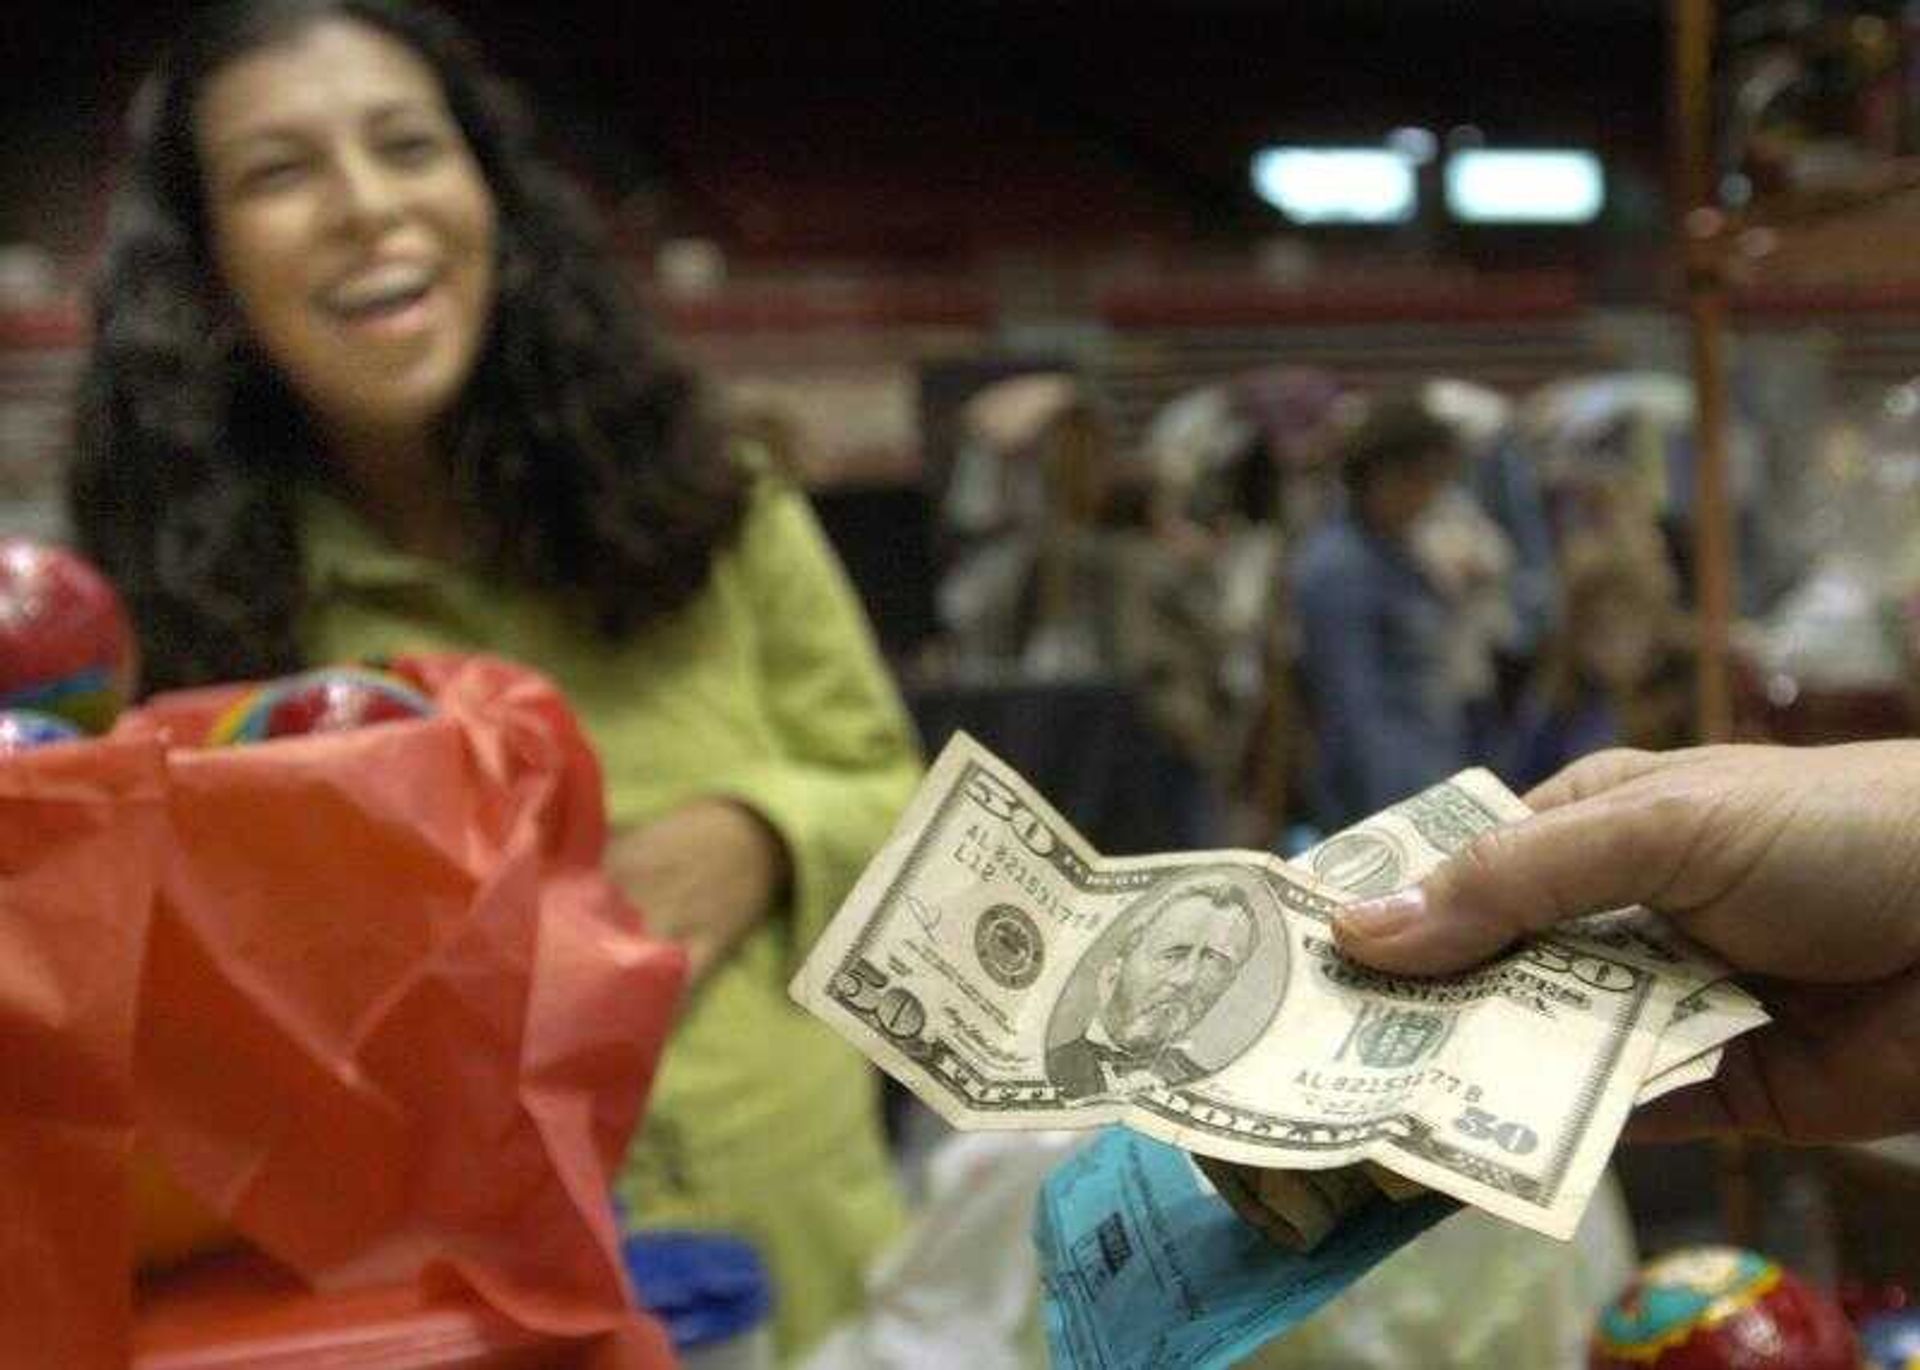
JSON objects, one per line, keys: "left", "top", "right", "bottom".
{"left": 791, "top": 734, "right": 1767, "bottom": 1250}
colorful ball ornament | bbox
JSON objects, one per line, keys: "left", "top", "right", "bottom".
{"left": 1860, "top": 1307, "right": 1920, "bottom": 1370}
{"left": 0, "top": 708, "right": 85, "bottom": 755}
{"left": 207, "top": 666, "right": 435, "bottom": 745}
{"left": 1590, "top": 1246, "right": 1858, "bottom": 1370}
{"left": 0, "top": 540, "right": 138, "bottom": 733}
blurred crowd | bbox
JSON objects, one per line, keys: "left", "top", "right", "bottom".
{"left": 924, "top": 365, "right": 1718, "bottom": 851}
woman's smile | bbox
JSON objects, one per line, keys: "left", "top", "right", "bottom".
{"left": 319, "top": 257, "right": 445, "bottom": 340}
{"left": 196, "top": 17, "right": 498, "bottom": 441}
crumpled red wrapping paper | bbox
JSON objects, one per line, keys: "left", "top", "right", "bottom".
{"left": 0, "top": 653, "right": 685, "bottom": 1368}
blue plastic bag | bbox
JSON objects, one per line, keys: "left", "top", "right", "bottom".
{"left": 1035, "top": 1129, "right": 1456, "bottom": 1370}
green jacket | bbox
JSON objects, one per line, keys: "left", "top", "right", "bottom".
{"left": 302, "top": 470, "right": 919, "bottom": 1357}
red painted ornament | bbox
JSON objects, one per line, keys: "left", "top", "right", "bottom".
{"left": 1591, "top": 1247, "right": 1858, "bottom": 1370}
{"left": 208, "top": 667, "right": 435, "bottom": 745}
{"left": 0, "top": 540, "right": 138, "bottom": 732}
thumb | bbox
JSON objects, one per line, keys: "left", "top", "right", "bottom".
{"left": 1332, "top": 790, "right": 1692, "bottom": 975}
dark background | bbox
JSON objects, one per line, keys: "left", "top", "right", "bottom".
{"left": 3, "top": 1, "right": 1669, "bottom": 271}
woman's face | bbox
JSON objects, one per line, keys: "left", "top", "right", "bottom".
{"left": 195, "top": 17, "right": 498, "bottom": 444}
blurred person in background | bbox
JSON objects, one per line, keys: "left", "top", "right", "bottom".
{"left": 1502, "top": 537, "right": 1692, "bottom": 790}
{"left": 1127, "top": 370, "right": 1345, "bottom": 844}
{"left": 1125, "top": 382, "right": 1285, "bottom": 844}
{"left": 65, "top": 0, "right": 917, "bottom": 1354}
{"left": 937, "top": 372, "right": 1130, "bottom": 681}
{"left": 1293, "top": 392, "right": 1470, "bottom": 832}
{"left": 1425, "top": 378, "right": 1559, "bottom": 705}
{"left": 1406, "top": 483, "right": 1517, "bottom": 769}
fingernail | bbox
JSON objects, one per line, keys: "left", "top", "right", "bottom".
{"left": 1335, "top": 888, "right": 1426, "bottom": 942}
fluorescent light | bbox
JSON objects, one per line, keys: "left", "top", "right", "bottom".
{"left": 1251, "top": 148, "right": 1416, "bottom": 225}
{"left": 1446, "top": 149, "right": 1605, "bottom": 224}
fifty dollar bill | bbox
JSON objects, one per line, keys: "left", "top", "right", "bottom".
{"left": 790, "top": 735, "right": 1757, "bottom": 1241}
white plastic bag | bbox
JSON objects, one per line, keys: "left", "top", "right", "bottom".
{"left": 798, "top": 1130, "right": 1088, "bottom": 1370}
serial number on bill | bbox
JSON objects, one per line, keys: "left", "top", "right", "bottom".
{"left": 950, "top": 830, "right": 1071, "bottom": 923}
{"left": 1295, "top": 1068, "right": 1485, "bottom": 1104}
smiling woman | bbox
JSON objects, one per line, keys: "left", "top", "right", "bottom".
{"left": 71, "top": 0, "right": 745, "bottom": 692}
{"left": 194, "top": 18, "right": 499, "bottom": 546}
{"left": 67, "top": 1, "right": 922, "bottom": 1358}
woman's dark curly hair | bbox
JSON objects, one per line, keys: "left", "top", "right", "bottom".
{"left": 69, "top": 0, "right": 746, "bottom": 692}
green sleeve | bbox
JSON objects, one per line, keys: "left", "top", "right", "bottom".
{"left": 720, "top": 474, "right": 924, "bottom": 968}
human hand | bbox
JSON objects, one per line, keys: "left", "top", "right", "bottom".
{"left": 607, "top": 797, "right": 790, "bottom": 988}
{"left": 1332, "top": 743, "right": 1920, "bottom": 1145}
